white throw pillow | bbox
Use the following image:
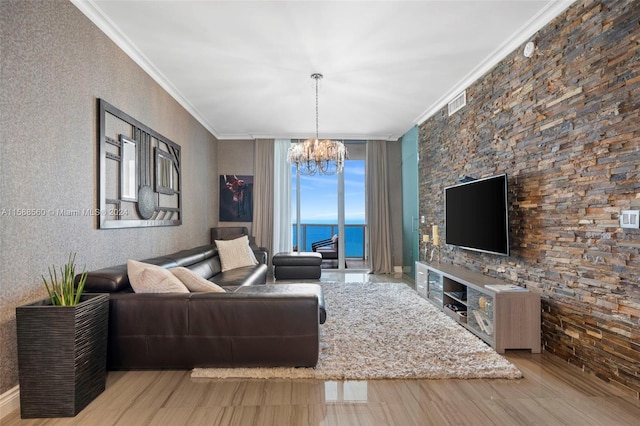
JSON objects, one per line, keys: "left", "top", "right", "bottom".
{"left": 215, "top": 235, "right": 258, "bottom": 272}
{"left": 127, "top": 260, "right": 189, "bottom": 293}
{"left": 170, "top": 267, "right": 225, "bottom": 293}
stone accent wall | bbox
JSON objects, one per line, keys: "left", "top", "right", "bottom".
{"left": 418, "top": 0, "right": 639, "bottom": 396}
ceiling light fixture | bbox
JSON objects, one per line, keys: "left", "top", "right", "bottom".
{"left": 287, "top": 73, "right": 348, "bottom": 175}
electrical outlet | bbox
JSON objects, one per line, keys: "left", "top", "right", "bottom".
{"left": 620, "top": 210, "right": 639, "bottom": 229}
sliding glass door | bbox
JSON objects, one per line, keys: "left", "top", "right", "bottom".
{"left": 292, "top": 141, "right": 367, "bottom": 270}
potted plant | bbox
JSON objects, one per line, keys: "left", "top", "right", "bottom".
{"left": 16, "top": 253, "right": 109, "bottom": 418}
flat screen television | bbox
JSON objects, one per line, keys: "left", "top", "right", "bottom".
{"left": 444, "top": 174, "right": 510, "bottom": 256}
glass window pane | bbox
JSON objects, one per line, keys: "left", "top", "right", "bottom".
{"left": 291, "top": 143, "right": 367, "bottom": 264}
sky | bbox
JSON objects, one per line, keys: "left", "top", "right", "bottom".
{"left": 292, "top": 160, "right": 365, "bottom": 224}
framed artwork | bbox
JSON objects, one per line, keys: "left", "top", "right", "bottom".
{"left": 219, "top": 175, "right": 253, "bottom": 222}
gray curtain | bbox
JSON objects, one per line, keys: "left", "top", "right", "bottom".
{"left": 273, "top": 140, "right": 292, "bottom": 253}
{"left": 253, "top": 139, "right": 274, "bottom": 264}
{"left": 366, "top": 140, "right": 393, "bottom": 274}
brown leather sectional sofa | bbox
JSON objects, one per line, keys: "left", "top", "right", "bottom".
{"left": 80, "top": 244, "right": 326, "bottom": 370}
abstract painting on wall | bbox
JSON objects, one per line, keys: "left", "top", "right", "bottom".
{"left": 219, "top": 175, "right": 253, "bottom": 222}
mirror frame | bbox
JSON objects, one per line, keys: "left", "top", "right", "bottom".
{"left": 98, "top": 98, "right": 182, "bottom": 229}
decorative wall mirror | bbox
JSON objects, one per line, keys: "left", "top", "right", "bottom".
{"left": 98, "top": 99, "right": 182, "bottom": 229}
{"left": 120, "top": 135, "right": 137, "bottom": 201}
{"left": 155, "top": 148, "right": 175, "bottom": 195}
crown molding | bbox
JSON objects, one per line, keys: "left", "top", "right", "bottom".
{"left": 69, "top": 0, "right": 399, "bottom": 143}
{"left": 73, "top": 0, "right": 570, "bottom": 142}
{"left": 70, "top": 0, "right": 222, "bottom": 138}
{"left": 217, "top": 133, "right": 398, "bottom": 142}
{"left": 413, "top": 0, "right": 576, "bottom": 126}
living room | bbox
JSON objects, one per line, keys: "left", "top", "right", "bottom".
{"left": 1, "top": 0, "right": 639, "bottom": 424}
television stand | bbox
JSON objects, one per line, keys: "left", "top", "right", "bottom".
{"left": 416, "top": 261, "right": 541, "bottom": 353}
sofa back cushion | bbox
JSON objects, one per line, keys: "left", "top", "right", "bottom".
{"left": 82, "top": 245, "right": 221, "bottom": 293}
{"left": 166, "top": 245, "right": 217, "bottom": 267}
{"left": 184, "top": 255, "right": 222, "bottom": 280}
{"left": 80, "top": 263, "right": 130, "bottom": 293}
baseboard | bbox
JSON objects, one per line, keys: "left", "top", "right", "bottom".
{"left": 0, "top": 386, "right": 20, "bottom": 419}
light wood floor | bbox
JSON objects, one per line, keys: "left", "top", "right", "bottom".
{"left": 5, "top": 272, "right": 640, "bottom": 425}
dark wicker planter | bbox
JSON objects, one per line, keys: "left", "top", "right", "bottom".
{"left": 16, "top": 293, "right": 109, "bottom": 418}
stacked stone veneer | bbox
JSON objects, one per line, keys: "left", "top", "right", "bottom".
{"left": 418, "top": 0, "right": 639, "bottom": 396}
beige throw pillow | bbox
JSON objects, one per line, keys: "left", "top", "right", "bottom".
{"left": 215, "top": 235, "right": 258, "bottom": 272}
{"left": 127, "top": 259, "right": 189, "bottom": 293}
{"left": 170, "top": 267, "right": 225, "bottom": 293}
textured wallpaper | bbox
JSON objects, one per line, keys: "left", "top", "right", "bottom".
{"left": 0, "top": 0, "right": 218, "bottom": 393}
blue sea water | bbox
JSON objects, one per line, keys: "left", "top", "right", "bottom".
{"left": 292, "top": 221, "right": 365, "bottom": 257}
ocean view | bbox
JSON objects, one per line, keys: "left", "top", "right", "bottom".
{"left": 291, "top": 159, "right": 366, "bottom": 257}
{"left": 292, "top": 222, "right": 366, "bottom": 257}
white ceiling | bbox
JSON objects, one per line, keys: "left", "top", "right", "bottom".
{"left": 73, "top": 0, "right": 574, "bottom": 141}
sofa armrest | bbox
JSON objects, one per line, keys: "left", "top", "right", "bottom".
{"left": 189, "top": 292, "right": 320, "bottom": 367}
{"left": 252, "top": 249, "right": 268, "bottom": 265}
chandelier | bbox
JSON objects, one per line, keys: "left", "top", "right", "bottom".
{"left": 287, "top": 73, "right": 348, "bottom": 175}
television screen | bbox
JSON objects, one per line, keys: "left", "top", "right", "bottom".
{"left": 445, "top": 174, "right": 509, "bottom": 256}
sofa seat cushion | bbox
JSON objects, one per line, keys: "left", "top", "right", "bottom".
{"left": 215, "top": 264, "right": 268, "bottom": 287}
{"left": 235, "top": 284, "right": 326, "bottom": 324}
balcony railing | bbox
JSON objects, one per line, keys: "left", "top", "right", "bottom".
{"left": 292, "top": 223, "right": 367, "bottom": 259}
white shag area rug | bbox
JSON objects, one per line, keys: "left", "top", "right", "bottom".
{"left": 191, "top": 282, "right": 522, "bottom": 380}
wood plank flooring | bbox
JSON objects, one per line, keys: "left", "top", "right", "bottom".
{"left": 4, "top": 272, "right": 640, "bottom": 425}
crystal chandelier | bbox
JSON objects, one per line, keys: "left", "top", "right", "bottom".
{"left": 287, "top": 73, "right": 348, "bottom": 175}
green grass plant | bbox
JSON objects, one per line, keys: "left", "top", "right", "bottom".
{"left": 42, "top": 253, "right": 88, "bottom": 306}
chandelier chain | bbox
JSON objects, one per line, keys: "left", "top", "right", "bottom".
{"left": 286, "top": 72, "right": 348, "bottom": 176}
{"left": 312, "top": 73, "right": 322, "bottom": 140}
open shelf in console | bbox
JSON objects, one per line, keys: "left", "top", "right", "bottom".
{"left": 416, "top": 262, "right": 541, "bottom": 354}
{"left": 443, "top": 276, "right": 467, "bottom": 323}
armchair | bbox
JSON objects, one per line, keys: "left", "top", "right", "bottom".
{"left": 311, "top": 234, "right": 346, "bottom": 268}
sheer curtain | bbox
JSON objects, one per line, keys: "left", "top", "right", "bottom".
{"left": 273, "top": 139, "right": 292, "bottom": 253}
{"left": 366, "top": 140, "right": 393, "bottom": 274}
{"left": 252, "top": 139, "right": 274, "bottom": 262}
